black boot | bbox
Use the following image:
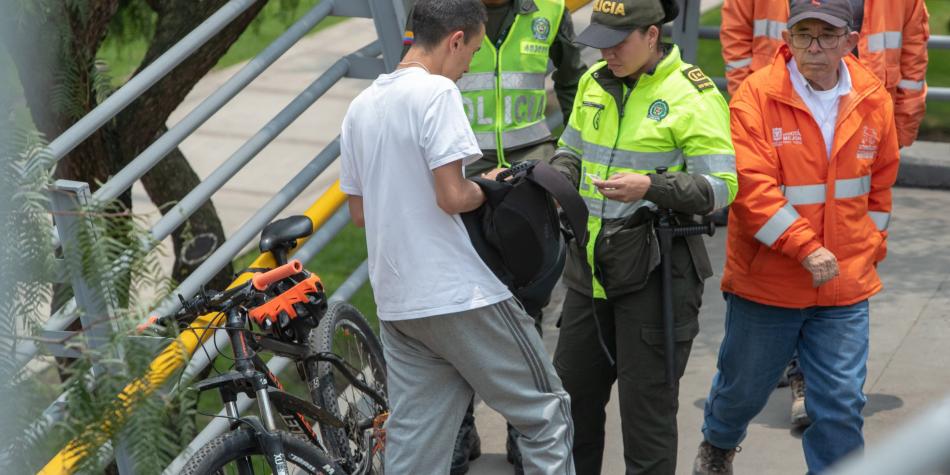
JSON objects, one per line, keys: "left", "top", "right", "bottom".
{"left": 505, "top": 423, "right": 525, "bottom": 475}
{"left": 450, "top": 400, "right": 481, "bottom": 475}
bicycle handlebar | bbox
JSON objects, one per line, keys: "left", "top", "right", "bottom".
{"left": 252, "top": 260, "right": 303, "bottom": 291}
{"left": 137, "top": 260, "right": 305, "bottom": 333}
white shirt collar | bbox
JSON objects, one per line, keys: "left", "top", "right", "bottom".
{"left": 787, "top": 58, "right": 852, "bottom": 98}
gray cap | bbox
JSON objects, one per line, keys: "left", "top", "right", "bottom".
{"left": 788, "top": 0, "right": 854, "bottom": 29}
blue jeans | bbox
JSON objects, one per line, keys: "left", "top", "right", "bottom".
{"left": 702, "top": 293, "right": 869, "bottom": 474}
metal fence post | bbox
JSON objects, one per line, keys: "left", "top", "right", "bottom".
{"left": 371, "top": 0, "right": 411, "bottom": 71}
{"left": 49, "top": 180, "right": 135, "bottom": 474}
{"left": 672, "top": 0, "right": 701, "bottom": 63}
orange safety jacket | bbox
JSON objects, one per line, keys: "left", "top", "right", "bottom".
{"left": 721, "top": 46, "right": 900, "bottom": 309}
{"left": 720, "top": 0, "right": 930, "bottom": 147}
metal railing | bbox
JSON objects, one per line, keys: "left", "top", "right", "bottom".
{"left": 21, "top": 0, "right": 950, "bottom": 472}
{"left": 19, "top": 0, "right": 411, "bottom": 473}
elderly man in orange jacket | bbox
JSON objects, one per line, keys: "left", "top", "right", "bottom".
{"left": 719, "top": 0, "right": 928, "bottom": 429}
{"left": 692, "top": 1, "right": 900, "bottom": 474}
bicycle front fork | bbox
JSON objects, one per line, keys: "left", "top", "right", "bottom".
{"left": 224, "top": 308, "right": 290, "bottom": 475}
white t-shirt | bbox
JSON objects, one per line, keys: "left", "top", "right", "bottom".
{"left": 339, "top": 67, "right": 512, "bottom": 321}
{"left": 787, "top": 58, "right": 852, "bottom": 159}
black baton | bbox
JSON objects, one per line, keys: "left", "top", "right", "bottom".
{"left": 654, "top": 167, "right": 716, "bottom": 389}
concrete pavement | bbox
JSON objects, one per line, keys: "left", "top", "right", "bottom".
{"left": 468, "top": 186, "right": 950, "bottom": 475}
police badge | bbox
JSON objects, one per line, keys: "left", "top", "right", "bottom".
{"left": 647, "top": 100, "right": 669, "bottom": 122}
{"left": 532, "top": 17, "right": 551, "bottom": 41}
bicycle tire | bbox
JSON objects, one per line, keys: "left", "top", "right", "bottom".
{"left": 305, "top": 301, "right": 387, "bottom": 472}
{"left": 181, "top": 429, "right": 337, "bottom": 475}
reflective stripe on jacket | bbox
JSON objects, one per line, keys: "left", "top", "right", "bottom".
{"left": 720, "top": 0, "right": 929, "bottom": 147}
{"left": 556, "top": 45, "right": 737, "bottom": 298}
{"left": 460, "top": 0, "right": 565, "bottom": 162}
{"left": 722, "top": 46, "right": 900, "bottom": 308}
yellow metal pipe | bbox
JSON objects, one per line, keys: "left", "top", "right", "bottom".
{"left": 567, "top": 0, "right": 593, "bottom": 12}
{"left": 40, "top": 181, "right": 348, "bottom": 474}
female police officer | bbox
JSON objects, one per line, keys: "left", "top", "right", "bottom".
{"left": 548, "top": 0, "right": 737, "bottom": 472}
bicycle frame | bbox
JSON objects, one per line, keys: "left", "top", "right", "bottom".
{"left": 195, "top": 304, "right": 386, "bottom": 474}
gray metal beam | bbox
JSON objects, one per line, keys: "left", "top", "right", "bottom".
{"left": 39, "top": 0, "right": 258, "bottom": 168}
{"left": 332, "top": 0, "right": 372, "bottom": 18}
{"left": 932, "top": 35, "right": 950, "bottom": 50}
{"left": 369, "top": 0, "right": 408, "bottom": 72}
{"left": 48, "top": 180, "right": 135, "bottom": 474}
{"left": 13, "top": 300, "right": 78, "bottom": 376}
{"left": 671, "top": 0, "right": 702, "bottom": 63}
{"left": 928, "top": 87, "right": 950, "bottom": 102}
{"left": 148, "top": 42, "right": 380, "bottom": 244}
{"left": 148, "top": 138, "right": 343, "bottom": 320}
{"left": 20, "top": 41, "right": 377, "bottom": 374}
{"left": 292, "top": 206, "right": 352, "bottom": 263}
{"left": 91, "top": 0, "right": 340, "bottom": 204}
{"left": 328, "top": 260, "right": 370, "bottom": 303}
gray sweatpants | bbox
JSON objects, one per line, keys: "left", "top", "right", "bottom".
{"left": 380, "top": 298, "right": 575, "bottom": 475}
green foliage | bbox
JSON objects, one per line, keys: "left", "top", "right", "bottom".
{"left": 0, "top": 95, "right": 57, "bottom": 474}
{"left": 0, "top": 93, "right": 195, "bottom": 471}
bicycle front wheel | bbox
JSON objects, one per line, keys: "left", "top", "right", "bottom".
{"left": 306, "top": 301, "right": 387, "bottom": 473}
{"left": 181, "top": 429, "right": 338, "bottom": 475}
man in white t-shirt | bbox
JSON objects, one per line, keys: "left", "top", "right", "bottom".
{"left": 339, "top": 0, "right": 574, "bottom": 472}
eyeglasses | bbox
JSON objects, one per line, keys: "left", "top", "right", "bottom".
{"left": 789, "top": 32, "right": 848, "bottom": 49}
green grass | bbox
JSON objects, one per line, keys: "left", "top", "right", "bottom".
{"left": 97, "top": 0, "right": 347, "bottom": 86}
{"left": 691, "top": 1, "right": 950, "bottom": 141}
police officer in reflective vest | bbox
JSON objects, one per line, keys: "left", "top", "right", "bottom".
{"left": 548, "top": 0, "right": 737, "bottom": 472}
{"left": 404, "top": 2, "right": 585, "bottom": 473}
{"left": 456, "top": 0, "right": 586, "bottom": 180}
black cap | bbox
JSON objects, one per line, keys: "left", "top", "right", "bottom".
{"left": 576, "top": 0, "right": 669, "bottom": 49}
{"left": 788, "top": 0, "right": 854, "bottom": 29}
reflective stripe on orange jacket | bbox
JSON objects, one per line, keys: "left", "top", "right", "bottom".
{"left": 721, "top": 46, "right": 900, "bottom": 309}
{"left": 720, "top": 0, "right": 929, "bottom": 147}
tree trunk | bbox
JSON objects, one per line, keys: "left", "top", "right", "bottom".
{"left": 114, "top": 0, "right": 269, "bottom": 288}
{"left": 5, "top": 0, "right": 274, "bottom": 292}
{"left": 139, "top": 135, "right": 234, "bottom": 289}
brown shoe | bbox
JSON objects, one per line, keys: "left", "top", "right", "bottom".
{"left": 789, "top": 372, "right": 811, "bottom": 428}
{"left": 693, "top": 441, "right": 739, "bottom": 474}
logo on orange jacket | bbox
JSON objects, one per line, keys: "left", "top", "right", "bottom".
{"left": 858, "top": 126, "right": 879, "bottom": 159}
{"left": 772, "top": 128, "right": 803, "bottom": 147}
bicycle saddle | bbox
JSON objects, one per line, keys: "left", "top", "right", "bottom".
{"left": 259, "top": 215, "right": 313, "bottom": 253}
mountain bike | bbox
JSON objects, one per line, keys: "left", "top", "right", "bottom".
{"left": 143, "top": 216, "right": 387, "bottom": 474}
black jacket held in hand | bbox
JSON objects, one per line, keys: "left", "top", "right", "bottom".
{"left": 462, "top": 160, "right": 588, "bottom": 316}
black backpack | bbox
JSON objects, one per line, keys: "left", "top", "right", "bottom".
{"left": 461, "top": 160, "right": 588, "bottom": 316}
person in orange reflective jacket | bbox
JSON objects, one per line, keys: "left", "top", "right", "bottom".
{"left": 693, "top": 1, "right": 900, "bottom": 474}
{"left": 718, "top": 0, "right": 927, "bottom": 431}
{"left": 721, "top": 0, "right": 929, "bottom": 147}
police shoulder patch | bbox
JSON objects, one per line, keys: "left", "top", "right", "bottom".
{"left": 682, "top": 66, "right": 715, "bottom": 92}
